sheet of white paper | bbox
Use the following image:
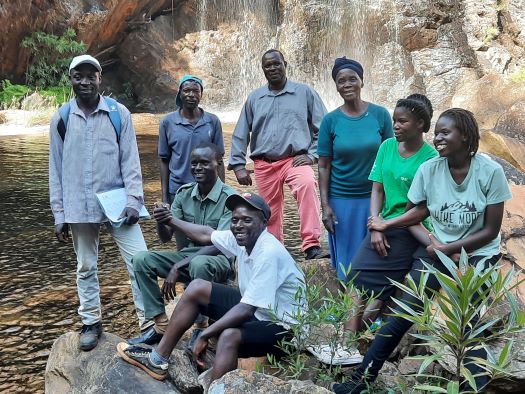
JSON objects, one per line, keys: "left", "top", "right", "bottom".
{"left": 96, "top": 188, "right": 150, "bottom": 227}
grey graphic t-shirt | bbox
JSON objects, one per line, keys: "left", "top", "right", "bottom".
{"left": 408, "top": 154, "right": 512, "bottom": 257}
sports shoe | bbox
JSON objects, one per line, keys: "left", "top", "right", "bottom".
{"left": 127, "top": 326, "right": 164, "bottom": 345}
{"left": 187, "top": 328, "right": 203, "bottom": 351}
{"left": 116, "top": 342, "right": 168, "bottom": 380}
{"left": 330, "top": 380, "right": 368, "bottom": 394}
{"left": 305, "top": 246, "right": 328, "bottom": 260}
{"left": 307, "top": 343, "right": 363, "bottom": 365}
{"left": 79, "top": 321, "right": 103, "bottom": 351}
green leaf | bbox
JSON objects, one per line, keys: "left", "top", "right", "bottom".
{"left": 460, "top": 366, "right": 477, "bottom": 392}
{"left": 413, "top": 384, "right": 447, "bottom": 393}
{"left": 446, "top": 380, "right": 460, "bottom": 394}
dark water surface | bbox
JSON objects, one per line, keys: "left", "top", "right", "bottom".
{"left": 0, "top": 125, "right": 308, "bottom": 393}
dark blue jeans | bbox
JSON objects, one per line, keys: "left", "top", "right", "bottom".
{"left": 350, "top": 247, "right": 500, "bottom": 391}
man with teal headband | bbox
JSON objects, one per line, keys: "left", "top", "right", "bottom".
{"left": 158, "top": 74, "right": 225, "bottom": 207}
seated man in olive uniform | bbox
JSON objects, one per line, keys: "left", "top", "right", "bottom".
{"left": 128, "top": 143, "right": 237, "bottom": 347}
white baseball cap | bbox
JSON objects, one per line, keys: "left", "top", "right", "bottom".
{"left": 69, "top": 55, "right": 102, "bottom": 73}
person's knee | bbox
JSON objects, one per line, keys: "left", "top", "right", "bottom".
{"left": 218, "top": 328, "right": 242, "bottom": 348}
{"left": 302, "top": 173, "right": 317, "bottom": 191}
{"left": 76, "top": 261, "right": 97, "bottom": 278}
{"left": 189, "top": 256, "right": 215, "bottom": 280}
{"left": 132, "top": 250, "right": 150, "bottom": 271}
{"left": 184, "top": 278, "right": 212, "bottom": 303}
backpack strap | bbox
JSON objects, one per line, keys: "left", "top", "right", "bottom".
{"left": 103, "top": 96, "right": 122, "bottom": 142}
{"left": 56, "top": 97, "right": 122, "bottom": 142}
{"left": 57, "top": 102, "right": 71, "bottom": 141}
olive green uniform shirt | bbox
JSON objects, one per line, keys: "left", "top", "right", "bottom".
{"left": 171, "top": 178, "right": 237, "bottom": 248}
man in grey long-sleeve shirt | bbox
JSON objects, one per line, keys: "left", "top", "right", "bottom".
{"left": 49, "top": 55, "right": 150, "bottom": 351}
{"left": 228, "top": 49, "right": 327, "bottom": 259}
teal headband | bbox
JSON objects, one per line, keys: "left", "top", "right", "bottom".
{"left": 176, "top": 75, "right": 203, "bottom": 108}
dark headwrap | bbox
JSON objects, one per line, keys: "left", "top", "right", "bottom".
{"left": 331, "top": 57, "right": 364, "bottom": 81}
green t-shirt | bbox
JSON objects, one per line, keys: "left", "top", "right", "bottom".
{"left": 408, "top": 154, "right": 512, "bottom": 257}
{"left": 317, "top": 104, "right": 393, "bottom": 198}
{"left": 369, "top": 138, "right": 437, "bottom": 230}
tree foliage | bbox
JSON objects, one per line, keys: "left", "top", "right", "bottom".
{"left": 22, "top": 28, "right": 86, "bottom": 88}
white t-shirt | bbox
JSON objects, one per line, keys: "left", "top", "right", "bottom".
{"left": 408, "top": 154, "right": 512, "bottom": 257}
{"left": 211, "top": 229, "right": 306, "bottom": 327}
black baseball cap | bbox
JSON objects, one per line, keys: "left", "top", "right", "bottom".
{"left": 225, "top": 192, "right": 271, "bottom": 220}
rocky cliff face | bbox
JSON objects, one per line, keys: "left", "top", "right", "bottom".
{"left": 2, "top": 1, "right": 525, "bottom": 129}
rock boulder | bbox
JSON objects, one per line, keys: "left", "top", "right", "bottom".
{"left": 45, "top": 331, "right": 179, "bottom": 393}
{"left": 207, "top": 370, "right": 330, "bottom": 394}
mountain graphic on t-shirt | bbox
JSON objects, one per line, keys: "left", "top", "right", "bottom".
{"left": 440, "top": 201, "right": 477, "bottom": 213}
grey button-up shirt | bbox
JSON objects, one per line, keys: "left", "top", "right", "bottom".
{"left": 158, "top": 109, "right": 224, "bottom": 194}
{"left": 49, "top": 96, "right": 144, "bottom": 225}
{"left": 228, "top": 79, "right": 327, "bottom": 170}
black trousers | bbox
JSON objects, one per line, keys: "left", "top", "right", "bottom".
{"left": 351, "top": 247, "right": 500, "bottom": 390}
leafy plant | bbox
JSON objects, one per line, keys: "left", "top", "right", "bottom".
{"left": 391, "top": 250, "right": 525, "bottom": 393}
{"left": 38, "top": 86, "right": 73, "bottom": 107}
{"left": 22, "top": 28, "right": 86, "bottom": 88}
{"left": 0, "top": 80, "right": 31, "bottom": 108}
{"left": 266, "top": 264, "right": 376, "bottom": 383}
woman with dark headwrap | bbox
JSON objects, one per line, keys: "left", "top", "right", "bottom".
{"left": 318, "top": 58, "right": 393, "bottom": 281}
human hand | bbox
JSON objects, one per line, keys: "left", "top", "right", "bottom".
{"left": 426, "top": 233, "right": 445, "bottom": 260}
{"left": 162, "top": 266, "right": 179, "bottom": 301}
{"left": 153, "top": 202, "right": 172, "bottom": 225}
{"left": 322, "top": 204, "right": 338, "bottom": 233}
{"left": 192, "top": 334, "right": 209, "bottom": 369}
{"left": 371, "top": 230, "right": 390, "bottom": 257}
{"left": 426, "top": 234, "right": 461, "bottom": 262}
{"left": 234, "top": 168, "right": 253, "bottom": 186}
{"left": 368, "top": 215, "right": 388, "bottom": 232}
{"left": 54, "top": 223, "right": 69, "bottom": 243}
{"left": 119, "top": 207, "right": 140, "bottom": 225}
{"left": 292, "top": 154, "right": 313, "bottom": 167}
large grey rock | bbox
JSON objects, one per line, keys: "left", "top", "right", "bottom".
{"left": 168, "top": 349, "right": 202, "bottom": 394}
{"left": 45, "top": 331, "right": 179, "bottom": 394}
{"left": 207, "top": 370, "right": 330, "bottom": 394}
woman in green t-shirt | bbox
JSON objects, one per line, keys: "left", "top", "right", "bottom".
{"left": 345, "top": 94, "right": 438, "bottom": 334}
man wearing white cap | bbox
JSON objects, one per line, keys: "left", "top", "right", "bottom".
{"left": 49, "top": 54, "right": 150, "bottom": 350}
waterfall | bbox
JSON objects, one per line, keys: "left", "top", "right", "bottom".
{"left": 192, "top": 0, "right": 404, "bottom": 116}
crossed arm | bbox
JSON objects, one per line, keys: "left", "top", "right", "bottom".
{"left": 368, "top": 201, "right": 505, "bottom": 257}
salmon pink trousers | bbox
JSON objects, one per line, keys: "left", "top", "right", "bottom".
{"left": 254, "top": 157, "right": 321, "bottom": 252}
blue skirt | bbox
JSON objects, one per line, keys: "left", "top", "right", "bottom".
{"left": 328, "top": 197, "right": 370, "bottom": 280}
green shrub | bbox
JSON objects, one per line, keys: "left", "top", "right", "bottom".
{"left": 266, "top": 265, "right": 377, "bottom": 383}
{"left": 38, "top": 86, "right": 73, "bottom": 106}
{"left": 22, "top": 28, "right": 86, "bottom": 88}
{"left": 0, "top": 80, "right": 31, "bottom": 108}
{"left": 391, "top": 250, "right": 525, "bottom": 393}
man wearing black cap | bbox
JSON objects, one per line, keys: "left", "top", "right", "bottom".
{"left": 117, "top": 192, "right": 305, "bottom": 383}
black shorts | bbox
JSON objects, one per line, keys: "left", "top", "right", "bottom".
{"left": 199, "top": 283, "right": 292, "bottom": 358}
